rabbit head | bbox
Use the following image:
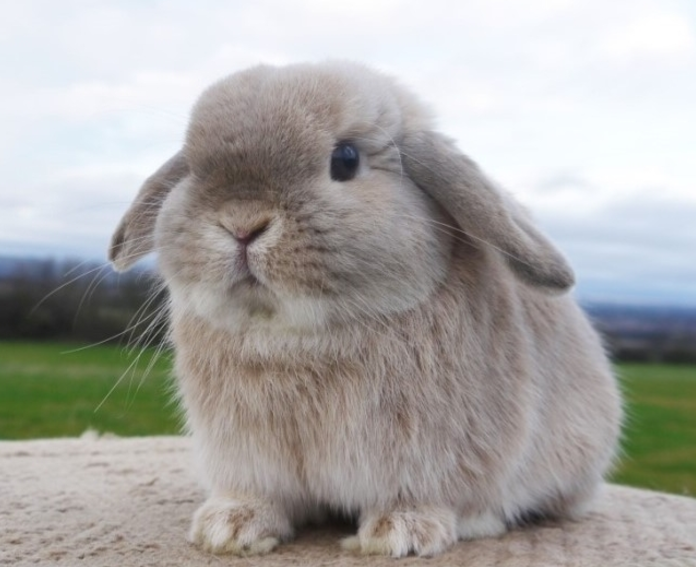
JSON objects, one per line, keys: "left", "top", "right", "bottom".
{"left": 110, "top": 62, "right": 573, "bottom": 333}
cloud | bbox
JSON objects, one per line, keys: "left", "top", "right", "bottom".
{"left": 533, "top": 179, "right": 696, "bottom": 302}
{"left": 598, "top": 9, "right": 696, "bottom": 62}
{"left": 0, "top": 169, "right": 142, "bottom": 260}
{"left": 1, "top": 0, "right": 695, "bottom": 304}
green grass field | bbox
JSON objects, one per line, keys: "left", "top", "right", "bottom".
{"left": 0, "top": 342, "right": 180, "bottom": 438}
{"left": 0, "top": 342, "right": 694, "bottom": 496}
{"left": 612, "top": 363, "right": 696, "bottom": 496}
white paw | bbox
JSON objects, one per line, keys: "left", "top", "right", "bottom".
{"left": 342, "top": 507, "right": 458, "bottom": 557}
{"left": 189, "top": 496, "right": 292, "bottom": 555}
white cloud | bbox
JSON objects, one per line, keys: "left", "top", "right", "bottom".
{"left": 540, "top": 193, "right": 696, "bottom": 301}
{"left": 599, "top": 10, "right": 696, "bottom": 62}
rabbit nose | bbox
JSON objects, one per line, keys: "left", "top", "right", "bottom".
{"left": 230, "top": 218, "right": 270, "bottom": 246}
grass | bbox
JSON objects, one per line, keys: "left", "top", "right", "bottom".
{"left": 0, "top": 342, "right": 180, "bottom": 438}
{"left": 612, "top": 363, "right": 696, "bottom": 496}
{"left": 0, "top": 342, "right": 694, "bottom": 496}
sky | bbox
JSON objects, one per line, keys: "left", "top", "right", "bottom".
{"left": 1, "top": 0, "right": 695, "bottom": 305}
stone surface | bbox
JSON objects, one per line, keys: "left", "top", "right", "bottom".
{"left": 2, "top": 436, "right": 695, "bottom": 566}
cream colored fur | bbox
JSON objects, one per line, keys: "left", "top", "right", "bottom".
{"left": 109, "top": 61, "right": 622, "bottom": 558}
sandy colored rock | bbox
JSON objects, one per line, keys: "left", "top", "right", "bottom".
{"left": 1, "top": 436, "right": 695, "bottom": 566}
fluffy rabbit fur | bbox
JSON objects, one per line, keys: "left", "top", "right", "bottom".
{"left": 110, "top": 61, "right": 621, "bottom": 557}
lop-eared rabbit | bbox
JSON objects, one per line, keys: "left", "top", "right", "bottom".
{"left": 110, "top": 62, "right": 621, "bottom": 557}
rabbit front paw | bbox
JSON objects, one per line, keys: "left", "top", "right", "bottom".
{"left": 342, "top": 506, "right": 458, "bottom": 557}
{"left": 189, "top": 496, "right": 292, "bottom": 555}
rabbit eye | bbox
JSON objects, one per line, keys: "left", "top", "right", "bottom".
{"left": 330, "top": 142, "right": 359, "bottom": 181}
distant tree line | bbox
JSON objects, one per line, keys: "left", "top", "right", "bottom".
{"left": 599, "top": 329, "right": 696, "bottom": 364}
{"left": 0, "top": 258, "right": 167, "bottom": 346}
{"left": 586, "top": 305, "right": 696, "bottom": 364}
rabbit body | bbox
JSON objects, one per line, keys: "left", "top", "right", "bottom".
{"left": 110, "top": 62, "right": 621, "bottom": 557}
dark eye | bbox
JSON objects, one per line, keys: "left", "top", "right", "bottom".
{"left": 330, "top": 142, "right": 360, "bottom": 181}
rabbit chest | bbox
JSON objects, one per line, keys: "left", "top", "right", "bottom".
{"left": 171, "top": 310, "right": 528, "bottom": 510}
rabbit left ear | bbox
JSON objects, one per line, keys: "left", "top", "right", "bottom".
{"left": 400, "top": 131, "right": 574, "bottom": 291}
{"left": 109, "top": 152, "right": 188, "bottom": 272}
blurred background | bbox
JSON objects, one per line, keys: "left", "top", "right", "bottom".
{"left": 0, "top": 0, "right": 694, "bottom": 496}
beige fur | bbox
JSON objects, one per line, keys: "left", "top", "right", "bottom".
{"left": 109, "top": 61, "right": 622, "bottom": 558}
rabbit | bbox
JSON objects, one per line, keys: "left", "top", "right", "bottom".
{"left": 109, "top": 61, "right": 622, "bottom": 558}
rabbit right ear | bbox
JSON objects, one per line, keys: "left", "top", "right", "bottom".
{"left": 109, "top": 152, "right": 188, "bottom": 272}
{"left": 400, "top": 131, "right": 574, "bottom": 291}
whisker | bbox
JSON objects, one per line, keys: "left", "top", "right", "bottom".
{"left": 30, "top": 263, "right": 109, "bottom": 316}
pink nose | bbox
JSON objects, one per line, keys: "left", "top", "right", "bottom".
{"left": 231, "top": 219, "right": 270, "bottom": 246}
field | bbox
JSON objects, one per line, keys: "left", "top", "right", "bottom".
{"left": 613, "top": 363, "right": 696, "bottom": 496}
{"left": 0, "top": 342, "right": 180, "bottom": 438}
{"left": 1, "top": 342, "right": 695, "bottom": 496}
